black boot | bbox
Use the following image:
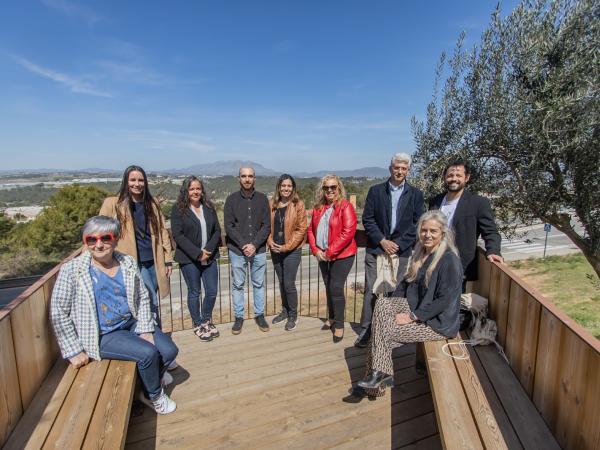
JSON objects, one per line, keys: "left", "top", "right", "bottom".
{"left": 354, "top": 327, "right": 371, "bottom": 348}
{"left": 357, "top": 371, "right": 394, "bottom": 389}
{"left": 342, "top": 386, "right": 377, "bottom": 403}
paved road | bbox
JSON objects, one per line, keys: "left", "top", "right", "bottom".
{"left": 499, "top": 223, "right": 579, "bottom": 261}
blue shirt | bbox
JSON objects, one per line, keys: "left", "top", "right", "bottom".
{"left": 389, "top": 181, "right": 405, "bottom": 233}
{"left": 89, "top": 265, "right": 132, "bottom": 335}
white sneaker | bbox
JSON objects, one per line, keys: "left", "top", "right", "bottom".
{"left": 139, "top": 389, "right": 177, "bottom": 415}
{"left": 161, "top": 371, "right": 174, "bottom": 387}
{"left": 167, "top": 360, "right": 179, "bottom": 371}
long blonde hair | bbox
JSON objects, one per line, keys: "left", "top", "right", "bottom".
{"left": 314, "top": 174, "right": 347, "bottom": 209}
{"left": 405, "top": 210, "right": 459, "bottom": 286}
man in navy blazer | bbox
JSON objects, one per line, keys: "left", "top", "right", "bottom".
{"left": 355, "top": 153, "right": 424, "bottom": 348}
{"left": 429, "top": 160, "right": 503, "bottom": 285}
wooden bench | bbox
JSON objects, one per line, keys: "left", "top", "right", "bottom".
{"left": 4, "top": 357, "right": 136, "bottom": 450}
{"left": 421, "top": 336, "right": 561, "bottom": 450}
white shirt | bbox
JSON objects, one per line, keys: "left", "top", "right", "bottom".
{"left": 190, "top": 205, "right": 208, "bottom": 265}
{"left": 440, "top": 195, "right": 460, "bottom": 227}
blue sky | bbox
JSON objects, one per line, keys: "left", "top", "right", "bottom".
{"left": 0, "top": 0, "right": 518, "bottom": 172}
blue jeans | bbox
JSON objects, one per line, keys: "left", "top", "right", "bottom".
{"left": 230, "top": 251, "right": 266, "bottom": 318}
{"left": 139, "top": 263, "right": 161, "bottom": 328}
{"left": 180, "top": 260, "right": 219, "bottom": 327}
{"left": 99, "top": 318, "right": 178, "bottom": 400}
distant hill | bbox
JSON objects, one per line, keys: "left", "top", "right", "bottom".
{"left": 0, "top": 161, "right": 388, "bottom": 178}
{"left": 295, "top": 166, "right": 389, "bottom": 178}
{"left": 169, "top": 160, "right": 279, "bottom": 176}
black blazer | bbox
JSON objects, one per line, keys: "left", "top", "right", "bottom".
{"left": 394, "top": 250, "right": 463, "bottom": 338}
{"left": 362, "top": 180, "right": 424, "bottom": 257}
{"left": 429, "top": 190, "right": 501, "bottom": 281}
{"left": 170, "top": 204, "right": 221, "bottom": 265}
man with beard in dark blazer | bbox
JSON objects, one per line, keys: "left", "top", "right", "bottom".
{"left": 429, "top": 159, "right": 503, "bottom": 289}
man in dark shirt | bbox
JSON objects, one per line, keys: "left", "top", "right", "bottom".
{"left": 224, "top": 167, "right": 271, "bottom": 334}
{"left": 429, "top": 159, "right": 503, "bottom": 287}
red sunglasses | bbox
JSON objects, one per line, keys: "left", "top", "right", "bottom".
{"left": 83, "top": 233, "right": 116, "bottom": 246}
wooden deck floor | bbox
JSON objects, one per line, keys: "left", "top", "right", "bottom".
{"left": 125, "top": 317, "right": 442, "bottom": 450}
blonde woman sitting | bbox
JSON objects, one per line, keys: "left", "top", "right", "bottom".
{"left": 348, "top": 210, "right": 462, "bottom": 401}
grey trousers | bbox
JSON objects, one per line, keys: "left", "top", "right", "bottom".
{"left": 359, "top": 252, "right": 409, "bottom": 329}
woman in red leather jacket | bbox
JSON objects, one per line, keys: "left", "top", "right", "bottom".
{"left": 308, "top": 174, "right": 357, "bottom": 343}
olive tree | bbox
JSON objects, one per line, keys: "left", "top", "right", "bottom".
{"left": 411, "top": 0, "right": 600, "bottom": 277}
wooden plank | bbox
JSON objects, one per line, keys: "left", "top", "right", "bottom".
{"left": 3, "top": 359, "right": 76, "bottom": 450}
{"left": 474, "top": 344, "right": 560, "bottom": 450}
{"left": 504, "top": 283, "right": 541, "bottom": 395}
{"left": 43, "top": 359, "right": 110, "bottom": 449}
{"left": 448, "top": 343, "right": 508, "bottom": 449}
{"left": 532, "top": 308, "right": 563, "bottom": 432}
{"left": 577, "top": 349, "right": 600, "bottom": 450}
{"left": 459, "top": 334, "right": 523, "bottom": 449}
{"left": 553, "top": 329, "right": 595, "bottom": 450}
{"left": 476, "top": 255, "right": 491, "bottom": 299}
{"left": 83, "top": 360, "right": 136, "bottom": 450}
{"left": 43, "top": 275, "right": 60, "bottom": 359}
{"left": 0, "top": 317, "right": 23, "bottom": 447}
{"left": 11, "top": 287, "right": 58, "bottom": 409}
{"left": 423, "top": 339, "right": 483, "bottom": 450}
{"left": 486, "top": 266, "right": 511, "bottom": 347}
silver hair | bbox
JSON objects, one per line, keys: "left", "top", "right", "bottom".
{"left": 82, "top": 215, "right": 121, "bottom": 238}
{"left": 390, "top": 152, "right": 412, "bottom": 167}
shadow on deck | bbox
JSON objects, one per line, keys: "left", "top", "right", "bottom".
{"left": 125, "top": 317, "right": 441, "bottom": 449}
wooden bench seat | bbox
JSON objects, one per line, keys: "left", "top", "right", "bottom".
{"left": 4, "top": 357, "right": 136, "bottom": 450}
{"left": 422, "top": 337, "right": 561, "bottom": 450}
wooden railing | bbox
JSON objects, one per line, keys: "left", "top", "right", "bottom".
{"left": 1, "top": 238, "right": 599, "bottom": 449}
{"left": 0, "top": 248, "right": 80, "bottom": 446}
{"left": 474, "top": 249, "right": 600, "bottom": 450}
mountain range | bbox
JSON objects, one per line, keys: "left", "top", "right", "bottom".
{"left": 1, "top": 161, "right": 389, "bottom": 178}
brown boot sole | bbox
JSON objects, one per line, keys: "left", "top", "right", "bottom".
{"left": 257, "top": 325, "right": 270, "bottom": 332}
{"left": 231, "top": 328, "right": 242, "bottom": 335}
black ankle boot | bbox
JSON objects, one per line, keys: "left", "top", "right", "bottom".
{"left": 357, "top": 371, "right": 394, "bottom": 389}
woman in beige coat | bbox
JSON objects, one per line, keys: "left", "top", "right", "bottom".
{"left": 100, "top": 165, "right": 173, "bottom": 328}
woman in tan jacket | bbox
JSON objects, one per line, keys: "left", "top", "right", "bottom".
{"left": 100, "top": 165, "right": 173, "bottom": 328}
{"left": 267, "top": 174, "right": 307, "bottom": 331}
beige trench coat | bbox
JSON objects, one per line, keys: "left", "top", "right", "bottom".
{"left": 99, "top": 196, "right": 173, "bottom": 299}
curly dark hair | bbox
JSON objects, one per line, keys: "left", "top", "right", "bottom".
{"left": 176, "top": 176, "right": 214, "bottom": 214}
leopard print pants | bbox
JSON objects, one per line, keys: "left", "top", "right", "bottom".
{"left": 364, "top": 296, "right": 445, "bottom": 397}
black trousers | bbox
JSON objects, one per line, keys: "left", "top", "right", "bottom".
{"left": 271, "top": 248, "right": 302, "bottom": 317}
{"left": 318, "top": 255, "right": 355, "bottom": 330}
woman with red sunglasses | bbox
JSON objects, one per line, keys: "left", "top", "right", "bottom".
{"left": 50, "top": 216, "right": 179, "bottom": 414}
{"left": 100, "top": 165, "right": 173, "bottom": 329}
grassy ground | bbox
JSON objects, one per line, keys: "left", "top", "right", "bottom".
{"left": 510, "top": 254, "right": 600, "bottom": 339}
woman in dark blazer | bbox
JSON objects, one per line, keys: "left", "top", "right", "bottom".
{"left": 346, "top": 210, "right": 462, "bottom": 401}
{"left": 171, "top": 176, "right": 221, "bottom": 342}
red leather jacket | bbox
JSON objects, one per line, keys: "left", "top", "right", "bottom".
{"left": 308, "top": 199, "right": 357, "bottom": 261}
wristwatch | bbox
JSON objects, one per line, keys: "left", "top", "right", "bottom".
{"left": 409, "top": 311, "right": 418, "bottom": 322}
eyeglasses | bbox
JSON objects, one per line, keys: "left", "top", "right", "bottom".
{"left": 322, "top": 185, "right": 338, "bottom": 192}
{"left": 83, "top": 233, "right": 116, "bottom": 246}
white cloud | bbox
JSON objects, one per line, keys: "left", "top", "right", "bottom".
{"left": 41, "top": 0, "right": 104, "bottom": 25}
{"left": 129, "top": 130, "right": 214, "bottom": 153}
{"left": 12, "top": 56, "right": 113, "bottom": 97}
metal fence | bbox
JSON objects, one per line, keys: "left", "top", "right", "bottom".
{"left": 160, "top": 230, "right": 369, "bottom": 332}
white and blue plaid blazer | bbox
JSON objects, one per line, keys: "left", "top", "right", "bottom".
{"left": 50, "top": 250, "right": 155, "bottom": 360}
